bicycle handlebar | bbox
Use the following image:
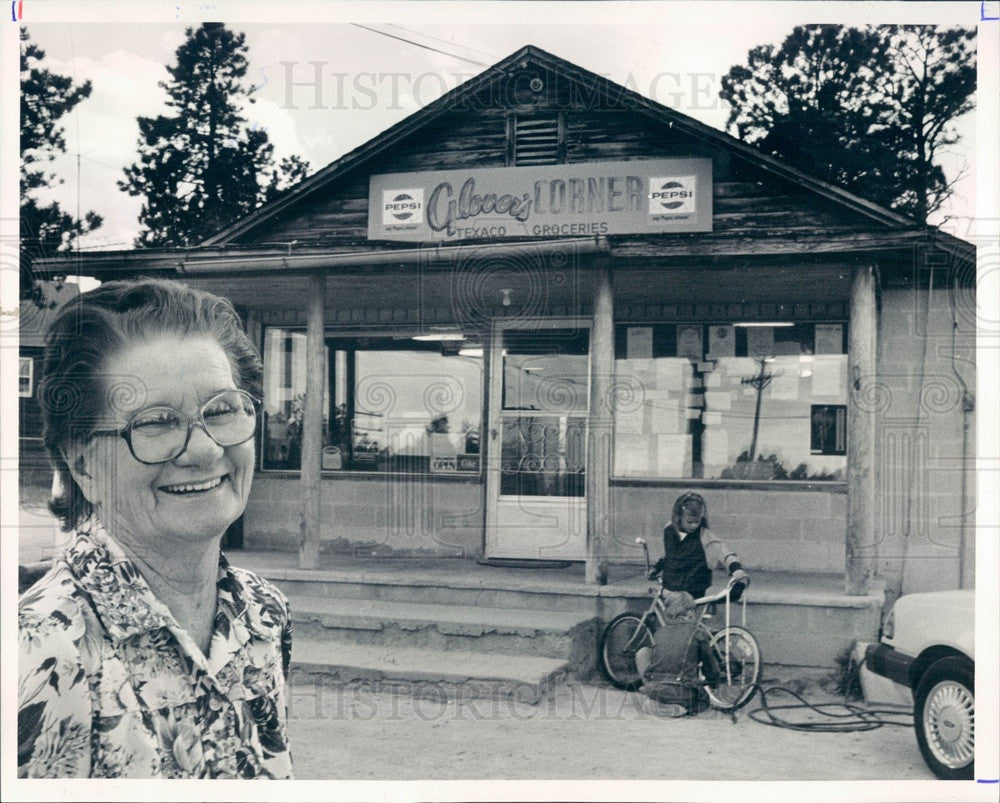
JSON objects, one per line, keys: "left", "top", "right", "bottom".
{"left": 636, "top": 539, "right": 746, "bottom": 605}
{"left": 688, "top": 575, "right": 745, "bottom": 606}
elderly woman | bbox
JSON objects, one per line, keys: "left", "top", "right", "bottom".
{"left": 18, "top": 279, "right": 293, "bottom": 779}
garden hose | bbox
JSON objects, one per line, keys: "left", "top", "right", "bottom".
{"left": 746, "top": 684, "right": 913, "bottom": 733}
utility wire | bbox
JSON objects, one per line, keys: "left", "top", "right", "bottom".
{"left": 80, "top": 154, "right": 125, "bottom": 172}
{"left": 383, "top": 24, "right": 498, "bottom": 61}
{"left": 71, "top": 28, "right": 84, "bottom": 272}
{"left": 349, "top": 23, "right": 489, "bottom": 68}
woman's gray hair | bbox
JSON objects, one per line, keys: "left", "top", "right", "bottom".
{"left": 39, "top": 278, "right": 263, "bottom": 531}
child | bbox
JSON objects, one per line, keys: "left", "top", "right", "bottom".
{"left": 645, "top": 492, "right": 749, "bottom": 685}
{"left": 648, "top": 492, "right": 749, "bottom": 600}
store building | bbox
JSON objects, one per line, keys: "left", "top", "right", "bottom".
{"left": 36, "top": 45, "right": 976, "bottom": 599}
{"left": 18, "top": 282, "right": 80, "bottom": 478}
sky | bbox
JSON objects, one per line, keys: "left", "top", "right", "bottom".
{"left": 17, "top": 10, "right": 982, "bottom": 252}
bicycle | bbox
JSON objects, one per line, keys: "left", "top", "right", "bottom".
{"left": 598, "top": 537, "right": 762, "bottom": 713}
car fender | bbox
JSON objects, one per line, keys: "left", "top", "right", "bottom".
{"left": 883, "top": 590, "right": 974, "bottom": 662}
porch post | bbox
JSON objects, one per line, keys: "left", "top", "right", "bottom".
{"left": 846, "top": 264, "right": 878, "bottom": 594}
{"left": 299, "top": 272, "right": 326, "bottom": 569}
{"left": 586, "top": 264, "right": 613, "bottom": 584}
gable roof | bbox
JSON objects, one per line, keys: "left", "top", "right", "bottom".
{"left": 202, "top": 44, "right": 926, "bottom": 249}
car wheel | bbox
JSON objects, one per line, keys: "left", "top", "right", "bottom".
{"left": 913, "top": 656, "right": 974, "bottom": 780}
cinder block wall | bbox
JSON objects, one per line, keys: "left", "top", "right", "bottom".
{"left": 876, "top": 284, "right": 976, "bottom": 596}
{"left": 245, "top": 474, "right": 485, "bottom": 556}
{"left": 609, "top": 483, "right": 847, "bottom": 573}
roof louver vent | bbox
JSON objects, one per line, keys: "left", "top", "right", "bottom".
{"left": 512, "top": 115, "right": 563, "bottom": 166}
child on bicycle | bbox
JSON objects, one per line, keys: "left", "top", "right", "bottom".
{"left": 647, "top": 492, "right": 750, "bottom": 681}
{"left": 649, "top": 492, "right": 749, "bottom": 599}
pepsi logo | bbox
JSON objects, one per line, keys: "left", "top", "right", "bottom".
{"left": 381, "top": 188, "right": 424, "bottom": 226}
{"left": 648, "top": 177, "right": 696, "bottom": 214}
{"left": 386, "top": 193, "right": 419, "bottom": 221}
{"left": 651, "top": 181, "right": 691, "bottom": 210}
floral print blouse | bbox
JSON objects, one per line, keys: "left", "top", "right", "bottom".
{"left": 18, "top": 519, "right": 293, "bottom": 779}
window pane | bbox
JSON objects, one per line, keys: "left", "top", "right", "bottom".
{"left": 612, "top": 357, "right": 695, "bottom": 477}
{"left": 354, "top": 349, "right": 483, "bottom": 472}
{"left": 262, "top": 331, "right": 483, "bottom": 473}
{"left": 612, "top": 323, "right": 847, "bottom": 481}
{"left": 705, "top": 355, "right": 847, "bottom": 480}
{"left": 262, "top": 329, "right": 329, "bottom": 470}
{"left": 500, "top": 414, "right": 586, "bottom": 496}
{"left": 503, "top": 355, "right": 589, "bottom": 412}
{"left": 502, "top": 329, "right": 589, "bottom": 412}
{"left": 19, "top": 357, "right": 34, "bottom": 397}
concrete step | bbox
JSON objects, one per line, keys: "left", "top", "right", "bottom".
{"left": 290, "top": 638, "right": 570, "bottom": 704}
{"left": 271, "top": 571, "right": 604, "bottom": 613}
{"left": 289, "top": 595, "right": 599, "bottom": 670}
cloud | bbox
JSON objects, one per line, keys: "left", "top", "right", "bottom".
{"left": 160, "top": 28, "right": 187, "bottom": 55}
{"left": 31, "top": 49, "right": 171, "bottom": 249}
{"left": 243, "top": 96, "right": 314, "bottom": 166}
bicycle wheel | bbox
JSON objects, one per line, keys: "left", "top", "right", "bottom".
{"left": 599, "top": 613, "right": 654, "bottom": 690}
{"left": 703, "top": 626, "right": 761, "bottom": 711}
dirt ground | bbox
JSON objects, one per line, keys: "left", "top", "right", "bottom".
{"left": 286, "top": 676, "right": 934, "bottom": 782}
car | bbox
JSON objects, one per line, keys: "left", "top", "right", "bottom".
{"left": 865, "top": 589, "right": 975, "bottom": 780}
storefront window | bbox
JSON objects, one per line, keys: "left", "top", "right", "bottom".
{"left": 261, "top": 329, "right": 329, "bottom": 470}
{"left": 262, "top": 328, "right": 483, "bottom": 473}
{"left": 612, "top": 323, "right": 848, "bottom": 481}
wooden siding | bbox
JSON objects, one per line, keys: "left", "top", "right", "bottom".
{"left": 235, "top": 69, "right": 885, "bottom": 250}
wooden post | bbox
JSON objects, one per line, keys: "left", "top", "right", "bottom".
{"left": 846, "top": 264, "right": 878, "bottom": 595}
{"left": 299, "top": 273, "right": 325, "bottom": 569}
{"left": 586, "top": 265, "right": 613, "bottom": 585}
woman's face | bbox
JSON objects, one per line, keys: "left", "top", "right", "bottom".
{"left": 74, "top": 334, "right": 254, "bottom": 551}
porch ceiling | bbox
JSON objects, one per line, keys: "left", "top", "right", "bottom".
{"left": 181, "top": 262, "right": 853, "bottom": 316}
{"left": 612, "top": 263, "right": 853, "bottom": 307}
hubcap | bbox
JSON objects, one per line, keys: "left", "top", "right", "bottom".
{"left": 924, "top": 680, "right": 975, "bottom": 769}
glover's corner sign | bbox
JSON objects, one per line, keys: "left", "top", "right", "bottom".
{"left": 367, "top": 158, "right": 712, "bottom": 242}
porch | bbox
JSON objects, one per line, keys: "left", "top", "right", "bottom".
{"left": 231, "top": 548, "right": 883, "bottom": 684}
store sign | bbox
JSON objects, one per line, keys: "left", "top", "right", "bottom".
{"left": 368, "top": 158, "right": 712, "bottom": 242}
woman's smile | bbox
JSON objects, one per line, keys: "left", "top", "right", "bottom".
{"left": 158, "top": 475, "right": 227, "bottom": 495}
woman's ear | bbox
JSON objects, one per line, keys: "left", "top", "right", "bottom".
{"left": 61, "top": 439, "right": 100, "bottom": 505}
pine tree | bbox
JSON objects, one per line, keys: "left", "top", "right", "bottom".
{"left": 20, "top": 28, "right": 102, "bottom": 304}
{"left": 120, "top": 23, "right": 309, "bottom": 247}
{"left": 720, "top": 26, "right": 976, "bottom": 223}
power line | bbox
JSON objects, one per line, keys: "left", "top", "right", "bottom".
{"left": 71, "top": 28, "right": 82, "bottom": 258}
{"left": 383, "top": 24, "right": 498, "bottom": 61}
{"left": 74, "top": 240, "right": 133, "bottom": 251}
{"left": 349, "top": 23, "right": 489, "bottom": 68}
{"left": 80, "top": 154, "right": 125, "bottom": 172}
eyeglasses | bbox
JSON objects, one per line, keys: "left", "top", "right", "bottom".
{"left": 90, "top": 389, "right": 259, "bottom": 465}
